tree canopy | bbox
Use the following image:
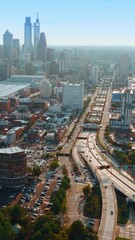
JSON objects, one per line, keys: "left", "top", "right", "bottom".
{"left": 68, "top": 221, "right": 98, "bottom": 240}
{"left": 83, "top": 184, "right": 91, "bottom": 196}
{"left": 0, "top": 205, "right": 98, "bottom": 240}
{"left": 32, "top": 165, "right": 42, "bottom": 178}
{"left": 0, "top": 212, "right": 15, "bottom": 240}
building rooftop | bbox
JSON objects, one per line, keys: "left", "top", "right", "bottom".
{"left": 0, "top": 146, "right": 24, "bottom": 154}
{"left": 112, "top": 90, "right": 122, "bottom": 94}
{"left": 109, "top": 113, "right": 121, "bottom": 120}
{"left": 19, "top": 98, "right": 32, "bottom": 103}
{"left": 0, "top": 84, "right": 30, "bottom": 97}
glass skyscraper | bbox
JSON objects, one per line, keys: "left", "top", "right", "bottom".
{"left": 34, "top": 13, "right": 40, "bottom": 59}
{"left": 37, "top": 32, "right": 47, "bottom": 62}
{"left": 24, "top": 17, "right": 32, "bottom": 55}
{"left": 3, "top": 29, "right": 13, "bottom": 61}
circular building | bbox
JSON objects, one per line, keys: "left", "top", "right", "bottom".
{"left": 0, "top": 147, "right": 28, "bottom": 188}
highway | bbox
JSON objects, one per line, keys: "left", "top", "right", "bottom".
{"left": 86, "top": 133, "right": 135, "bottom": 200}
{"left": 60, "top": 84, "right": 135, "bottom": 238}
{"left": 78, "top": 130, "right": 135, "bottom": 238}
{"left": 60, "top": 86, "right": 118, "bottom": 238}
{"left": 72, "top": 127, "right": 135, "bottom": 239}
{"left": 77, "top": 132, "right": 117, "bottom": 240}
{"left": 98, "top": 183, "right": 117, "bottom": 240}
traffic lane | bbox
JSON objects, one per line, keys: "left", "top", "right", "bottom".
{"left": 101, "top": 184, "right": 116, "bottom": 240}
{"left": 80, "top": 136, "right": 117, "bottom": 240}
{"left": 87, "top": 133, "right": 135, "bottom": 192}
{"left": 84, "top": 140, "right": 135, "bottom": 200}
{"left": 85, "top": 146, "right": 135, "bottom": 196}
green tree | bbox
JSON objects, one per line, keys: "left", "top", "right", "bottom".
{"left": 17, "top": 227, "right": 27, "bottom": 240}
{"left": 56, "top": 228, "right": 68, "bottom": 240}
{"left": 57, "top": 146, "right": 63, "bottom": 151}
{"left": 83, "top": 184, "right": 102, "bottom": 218}
{"left": 51, "top": 198, "right": 61, "bottom": 215}
{"left": 32, "top": 165, "right": 42, "bottom": 178}
{"left": 85, "top": 226, "right": 98, "bottom": 240}
{"left": 117, "top": 191, "right": 129, "bottom": 224}
{"left": 128, "top": 151, "right": 135, "bottom": 164}
{"left": 83, "top": 184, "right": 91, "bottom": 196}
{"left": 61, "top": 198, "right": 67, "bottom": 214}
{"left": 32, "top": 230, "right": 43, "bottom": 240}
{"left": 10, "top": 205, "right": 25, "bottom": 224}
{"left": 62, "top": 165, "right": 68, "bottom": 175}
{"left": 68, "top": 221, "right": 86, "bottom": 240}
{"left": 45, "top": 153, "right": 55, "bottom": 158}
{"left": 27, "top": 166, "right": 32, "bottom": 173}
{"left": 61, "top": 175, "right": 70, "bottom": 189}
{"left": 50, "top": 161, "right": 59, "bottom": 171}
{"left": 0, "top": 213, "right": 15, "bottom": 240}
{"left": 32, "top": 212, "right": 61, "bottom": 240}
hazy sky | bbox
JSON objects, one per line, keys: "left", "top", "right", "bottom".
{"left": 0, "top": 0, "right": 135, "bottom": 46}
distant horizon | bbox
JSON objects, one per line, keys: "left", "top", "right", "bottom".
{"left": 48, "top": 45, "right": 135, "bottom": 47}
{"left": 1, "top": 0, "right": 135, "bottom": 46}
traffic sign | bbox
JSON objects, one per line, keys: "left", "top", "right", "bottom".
{"left": 123, "top": 165, "right": 128, "bottom": 170}
{"left": 123, "top": 165, "right": 135, "bottom": 170}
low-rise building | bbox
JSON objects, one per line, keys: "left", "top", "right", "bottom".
{"left": 55, "top": 127, "right": 66, "bottom": 142}
{"left": 49, "top": 104, "right": 62, "bottom": 113}
{"left": 0, "top": 99, "right": 11, "bottom": 113}
{"left": 45, "top": 132, "right": 55, "bottom": 143}
{"left": 6, "top": 129, "right": 16, "bottom": 145}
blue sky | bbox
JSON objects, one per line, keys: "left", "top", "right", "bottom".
{"left": 0, "top": 0, "right": 135, "bottom": 46}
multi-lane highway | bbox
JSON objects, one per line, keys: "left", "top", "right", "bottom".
{"left": 86, "top": 133, "right": 135, "bottom": 200}
{"left": 74, "top": 132, "right": 117, "bottom": 240}
{"left": 77, "top": 130, "right": 135, "bottom": 239}
{"left": 60, "top": 84, "right": 135, "bottom": 239}
{"left": 71, "top": 127, "right": 135, "bottom": 239}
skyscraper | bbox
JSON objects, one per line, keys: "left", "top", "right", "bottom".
{"left": 37, "top": 32, "right": 47, "bottom": 62}
{"left": 24, "top": 17, "right": 32, "bottom": 55}
{"left": 3, "top": 29, "right": 13, "bottom": 61}
{"left": 119, "top": 54, "right": 129, "bottom": 79}
{"left": 62, "top": 81, "right": 84, "bottom": 109}
{"left": 34, "top": 13, "right": 40, "bottom": 59}
{"left": 91, "top": 66, "right": 98, "bottom": 86}
{"left": 13, "top": 39, "right": 20, "bottom": 59}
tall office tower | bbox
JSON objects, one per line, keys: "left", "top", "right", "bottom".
{"left": 91, "top": 66, "right": 98, "bottom": 86}
{"left": 13, "top": 39, "right": 20, "bottom": 59}
{"left": 37, "top": 32, "right": 47, "bottom": 62}
{"left": 59, "top": 51, "right": 65, "bottom": 71}
{"left": 34, "top": 13, "right": 40, "bottom": 59}
{"left": 47, "top": 48, "right": 55, "bottom": 61}
{"left": 62, "top": 81, "right": 84, "bottom": 109}
{"left": 88, "top": 64, "right": 93, "bottom": 82}
{"left": 50, "top": 60, "right": 60, "bottom": 74}
{"left": 121, "top": 88, "right": 133, "bottom": 128}
{"left": 3, "top": 29, "right": 13, "bottom": 61}
{"left": 24, "top": 17, "right": 32, "bottom": 55}
{"left": 0, "top": 59, "right": 10, "bottom": 80}
{"left": 110, "top": 89, "right": 133, "bottom": 129}
{"left": 119, "top": 54, "right": 129, "bottom": 79}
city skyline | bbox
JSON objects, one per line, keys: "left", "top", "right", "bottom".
{"left": 0, "top": 0, "right": 135, "bottom": 46}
